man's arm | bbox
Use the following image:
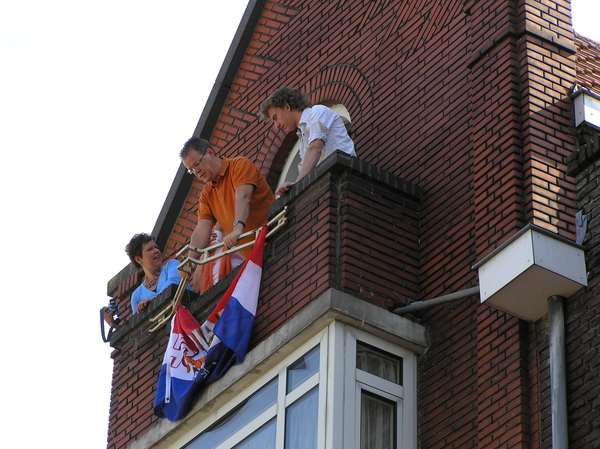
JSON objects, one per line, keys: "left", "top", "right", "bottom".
{"left": 275, "top": 139, "right": 324, "bottom": 195}
{"left": 180, "top": 218, "right": 215, "bottom": 291}
{"left": 189, "top": 219, "right": 215, "bottom": 258}
{"left": 223, "top": 184, "right": 255, "bottom": 248}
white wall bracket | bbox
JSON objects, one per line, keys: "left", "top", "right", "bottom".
{"left": 473, "top": 225, "right": 587, "bottom": 321}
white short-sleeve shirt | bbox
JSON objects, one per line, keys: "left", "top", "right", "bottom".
{"left": 296, "top": 105, "right": 356, "bottom": 173}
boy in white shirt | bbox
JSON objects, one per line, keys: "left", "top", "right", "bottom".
{"left": 259, "top": 87, "right": 356, "bottom": 195}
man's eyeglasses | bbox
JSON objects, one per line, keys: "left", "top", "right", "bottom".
{"left": 186, "top": 152, "right": 205, "bottom": 175}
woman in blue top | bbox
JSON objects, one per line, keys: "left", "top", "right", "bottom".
{"left": 126, "top": 233, "right": 184, "bottom": 314}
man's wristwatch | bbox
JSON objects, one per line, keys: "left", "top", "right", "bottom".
{"left": 233, "top": 220, "right": 246, "bottom": 228}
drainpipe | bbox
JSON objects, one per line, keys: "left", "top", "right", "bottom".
{"left": 392, "top": 287, "right": 480, "bottom": 315}
{"left": 395, "top": 289, "right": 570, "bottom": 448}
{"left": 548, "top": 295, "right": 569, "bottom": 449}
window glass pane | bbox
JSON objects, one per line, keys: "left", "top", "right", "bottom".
{"left": 185, "top": 378, "right": 278, "bottom": 449}
{"left": 286, "top": 345, "right": 320, "bottom": 393}
{"left": 356, "top": 341, "right": 402, "bottom": 385}
{"left": 233, "top": 418, "right": 276, "bottom": 449}
{"left": 284, "top": 387, "right": 319, "bottom": 449}
{"left": 360, "top": 391, "right": 396, "bottom": 449}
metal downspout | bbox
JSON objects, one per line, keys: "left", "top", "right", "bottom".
{"left": 548, "top": 295, "right": 569, "bottom": 449}
{"left": 392, "top": 286, "right": 480, "bottom": 315}
{"left": 395, "top": 289, "right": 569, "bottom": 448}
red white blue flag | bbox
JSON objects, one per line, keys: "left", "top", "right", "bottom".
{"left": 154, "top": 226, "right": 267, "bottom": 421}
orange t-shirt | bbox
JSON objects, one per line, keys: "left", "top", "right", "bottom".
{"left": 198, "top": 157, "right": 275, "bottom": 258}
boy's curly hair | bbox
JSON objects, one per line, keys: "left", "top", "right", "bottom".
{"left": 258, "top": 87, "right": 312, "bottom": 121}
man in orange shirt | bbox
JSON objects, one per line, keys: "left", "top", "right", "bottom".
{"left": 179, "top": 137, "right": 275, "bottom": 290}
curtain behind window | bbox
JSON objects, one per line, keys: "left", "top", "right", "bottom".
{"left": 284, "top": 387, "right": 319, "bottom": 449}
{"left": 360, "top": 392, "right": 395, "bottom": 449}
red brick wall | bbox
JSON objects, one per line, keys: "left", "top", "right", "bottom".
{"left": 156, "top": 0, "right": 479, "bottom": 303}
{"left": 418, "top": 297, "right": 479, "bottom": 449}
{"left": 161, "top": 0, "right": 576, "bottom": 305}
{"left": 465, "top": 1, "right": 578, "bottom": 447}
{"left": 105, "top": 1, "right": 591, "bottom": 448}
{"left": 576, "top": 35, "right": 600, "bottom": 91}
{"left": 107, "top": 295, "right": 171, "bottom": 448}
{"left": 254, "top": 157, "right": 421, "bottom": 345}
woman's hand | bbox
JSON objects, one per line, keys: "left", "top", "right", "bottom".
{"left": 178, "top": 263, "right": 194, "bottom": 281}
{"left": 137, "top": 299, "right": 151, "bottom": 313}
{"left": 103, "top": 307, "right": 119, "bottom": 328}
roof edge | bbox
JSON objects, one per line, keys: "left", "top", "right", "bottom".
{"left": 108, "top": 0, "right": 267, "bottom": 294}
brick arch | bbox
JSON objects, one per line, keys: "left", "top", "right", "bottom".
{"left": 303, "top": 63, "right": 375, "bottom": 131}
{"left": 264, "top": 64, "right": 374, "bottom": 188}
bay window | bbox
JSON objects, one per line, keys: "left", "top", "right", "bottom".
{"left": 182, "top": 322, "right": 416, "bottom": 449}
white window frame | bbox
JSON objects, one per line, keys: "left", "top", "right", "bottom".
{"left": 181, "top": 322, "right": 416, "bottom": 449}
{"left": 340, "top": 326, "right": 417, "bottom": 449}
{"left": 183, "top": 330, "right": 329, "bottom": 449}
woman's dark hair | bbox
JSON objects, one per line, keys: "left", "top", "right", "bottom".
{"left": 125, "top": 233, "right": 155, "bottom": 270}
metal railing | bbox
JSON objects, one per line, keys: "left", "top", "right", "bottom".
{"left": 148, "top": 207, "right": 288, "bottom": 332}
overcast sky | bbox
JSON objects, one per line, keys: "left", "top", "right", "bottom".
{"left": 1, "top": 1, "right": 598, "bottom": 448}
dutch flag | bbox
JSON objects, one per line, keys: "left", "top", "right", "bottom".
{"left": 154, "top": 226, "right": 267, "bottom": 421}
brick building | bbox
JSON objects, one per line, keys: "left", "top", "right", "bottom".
{"left": 105, "top": 1, "right": 600, "bottom": 448}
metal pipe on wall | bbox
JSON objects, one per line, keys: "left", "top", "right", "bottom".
{"left": 548, "top": 295, "right": 569, "bottom": 449}
{"left": 393, "top": 288, "right": 570, "bottom": 447}
{"left": 392, "top": 287, "right": 480, "bottom": 315}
